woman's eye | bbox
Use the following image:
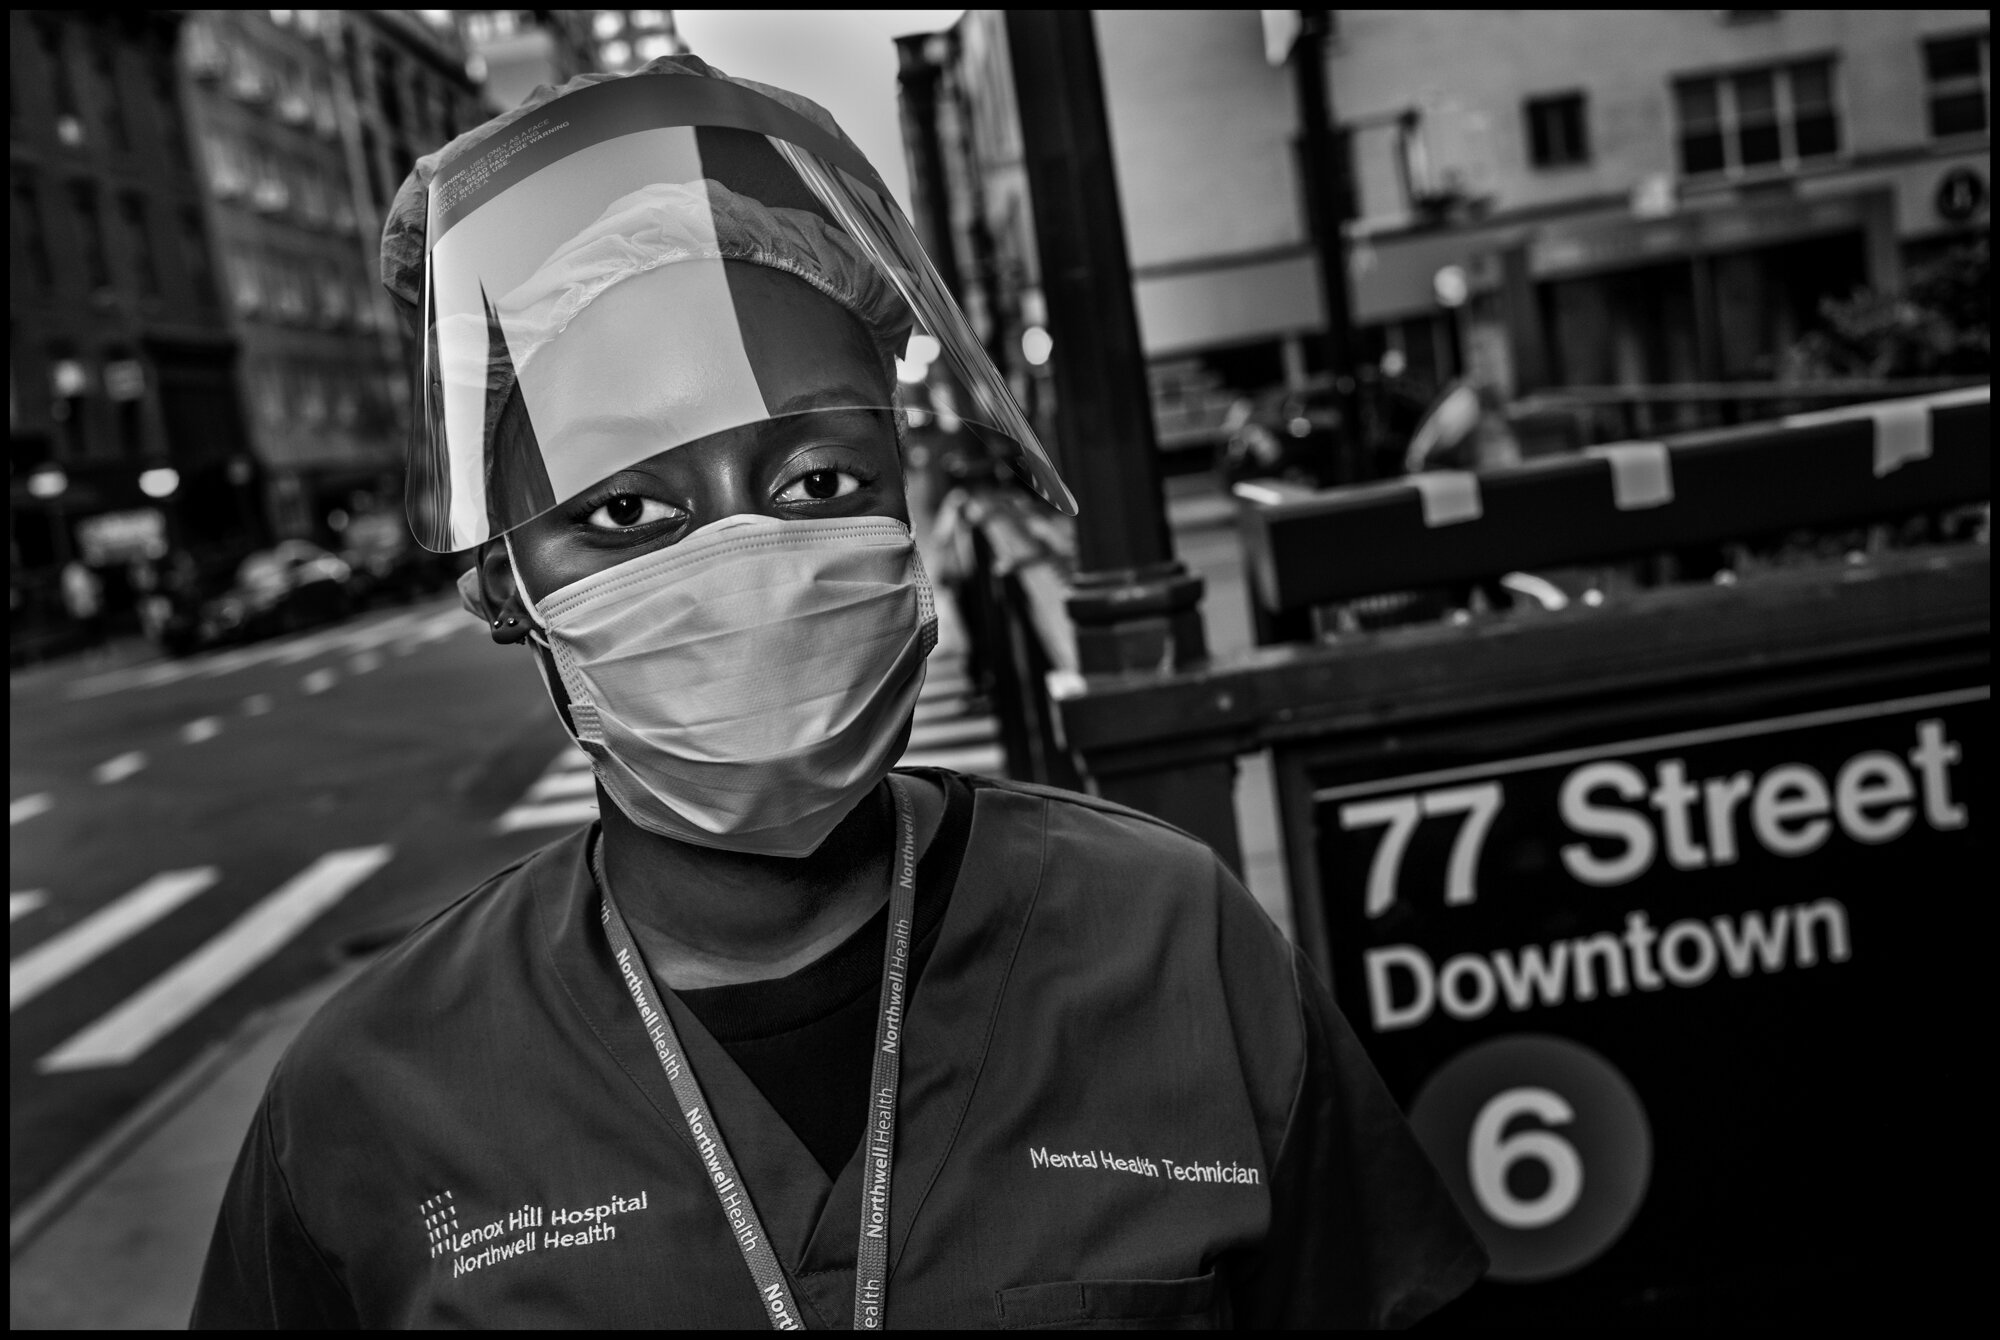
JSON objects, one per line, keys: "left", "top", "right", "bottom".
{"left": 585, "top": 494, "right": 677, "bottom": 530}
{"left": 777, "top": 469, "right": 862, "bottom": 504}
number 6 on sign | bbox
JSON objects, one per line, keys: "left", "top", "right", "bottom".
{"left": 1343, "top": 781, "right": 1503, "bottom": 916}
{"left": 1469, "top": 1088, "right": 1583, "bottom": 1229}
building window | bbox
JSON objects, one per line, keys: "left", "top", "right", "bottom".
{"left": 91, "top": 33, "right": 132, "bottom": 151}
{"left": 14, "top": 174, "right": 52, "bottom": 288}
{"left": 1673, "top": 58, "right": 1840, "bottom": 177}
{"left": 1924, "top": 32, "right": 1990, "bottom": 138}
{"left": 121, "top": 192, "right": 161, "bottom": 296}
{"left": 179, "top": 205, "right": 218, "bottom": 309}
{"left": 1524, "top": 92, "right": 1589, "bottom": 168}
{"left": 151, "top": 56, "right": 190, "bottom": 167}
{"left": 70, "top": 181, "right": 110, "bottom": 290}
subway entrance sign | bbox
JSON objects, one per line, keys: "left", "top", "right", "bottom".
{"left": 1288, "top": 665, "right": 1985, "bottom": 1321}
{"left": 1241, "top": 392, "right": 1992, "bottom": 1323}
{"left": 1051, "top": 389, "right": 1988, "bottom": 1321}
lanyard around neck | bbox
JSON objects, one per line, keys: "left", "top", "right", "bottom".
{"left": 593, "top": 775, "right": 920, "bottom": 1331}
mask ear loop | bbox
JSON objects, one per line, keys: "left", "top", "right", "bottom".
{"left": 501, "top": 531, "right": 554, "bottom": 647}
{"left": 502, "top": 530, "right": 584, "bottom": 740}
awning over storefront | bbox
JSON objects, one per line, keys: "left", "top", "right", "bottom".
{"left": 1527, "top": 189, "right": 1887, "bottom": 281}
{"left": 1134, "top": 250, "right": 1325, "bottom": 356}
{"left": 1348, "top": 183, "right": 1899, "bottom": 325}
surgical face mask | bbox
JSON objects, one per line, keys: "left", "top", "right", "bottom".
{"left": 507, "top": 514, "right": 936, "bottom": 858}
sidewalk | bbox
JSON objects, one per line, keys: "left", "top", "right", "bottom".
{"left": 9, "top": 962, "right": 365, "bottom": 1329}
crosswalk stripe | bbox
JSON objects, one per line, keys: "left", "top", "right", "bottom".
{"left": 10, "top": 892, "right": 49, "bottom": 924}
{"left": 919, "top": 673, "right": 971, "bottom": 700}
{"left": 93, "top": 752, "right": 147, "bottom": 784}
{"left": 907, "top": 716, "right": 997, "bottom": 749}
{"left": 528, "top": 770, "right": 597, "bottom": 802}
{"left": 37, "top": 846, "right": 393, "bottom": 1072}
{"left": 10, "top": 868, "right": 219, "bottom": 1012}
{"left": 495, "top": 798, "right": 600, "bottom": 833}
{"left": 899, "top": 742, "right": 1005, "bottom": 773}
{"left": 10, "top": 794, "right": 54, "bottom": 826}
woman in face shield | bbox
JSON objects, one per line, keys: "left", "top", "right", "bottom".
{"left": 193, "top": 57, "right": 1482, "bottom": 1330}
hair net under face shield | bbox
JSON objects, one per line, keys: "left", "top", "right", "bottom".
{"left": 413, "top": 72, "right": 1074, "bottom": 553}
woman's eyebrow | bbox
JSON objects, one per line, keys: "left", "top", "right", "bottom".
{"left": 771, "top": 385, "right": 883, "bottom": 415}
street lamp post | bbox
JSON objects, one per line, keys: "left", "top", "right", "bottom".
{"left": 1289, "top": 8, "right": 1365, "bottom": 485}
{"left": 1002, "top": 9, "right": 1206, "bottom": 676}
{"left": 1004, "top": 10, "right": 1242, "bottom": 864}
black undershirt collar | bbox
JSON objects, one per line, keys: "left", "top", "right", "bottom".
{"left": 676, "top": 770, "right": 974, "bottom": 1178}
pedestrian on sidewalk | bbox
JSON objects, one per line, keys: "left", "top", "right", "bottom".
{"left": 59, "top": 559, "right": 105, "bottom": 651}
{"left": 192, "top": 54, "right": 1482, "bottom": 1330}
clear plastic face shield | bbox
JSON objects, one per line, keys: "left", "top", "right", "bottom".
{"left": 414, "top": 73, "right": 1074, "bottom": 553}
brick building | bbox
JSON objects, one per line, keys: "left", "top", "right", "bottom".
{"left": 178, "top": 9, "right": 429, "bottom": 546}
{"left": 10, "top": 10, "right": 254, "bottom": 652}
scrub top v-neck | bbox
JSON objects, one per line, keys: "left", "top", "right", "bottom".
{"left": 677, "top": 771, "right": 971, "bottom": 1182}
{"left": 192, "top": 771, "right": 1485, "bottom": 1329}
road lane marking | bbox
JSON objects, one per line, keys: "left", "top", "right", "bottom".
{"left": 495, "top": 798, "right": 600, "bottom": 833}
{"left": 242, "top": 694, "right": 274, "bottom": 716}
{"left": 181, "top": 717, "right": 223, "bottom": 744}
{"left": 10, "top": 794, "right": 55, "bottom": 826}
{"left": 65, "top": 662, "right": 196, "bottom": 699}
{"left": 93, "top": 753, "right": 147, "bottom": 784}
{"left": 898, "top": 742, "right": 1005, "bottom": 773}
{"left": 349, "top": 650, "right": 383, "bottom": 675}
{"left": 919, "top": 673, "right": 971, "bottom": 700}
{"left": 10, "top": 892, "right": 48, "bottom": 923}
{"left": 301, "top": 668, "right": 339, "bottom": 694}
{"left": 37, "top": 847, "right": 392, "bottom": 1071}
{"left": 9, "top": 868, "right": 219, "bottom": 1012}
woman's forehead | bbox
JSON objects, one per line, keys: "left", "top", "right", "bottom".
{"left": 518, "top": 262, "right": 890, "bottom": 492}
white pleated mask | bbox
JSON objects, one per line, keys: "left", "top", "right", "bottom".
{"left": 507, "top": 514, "right": 936, "bottom": 857}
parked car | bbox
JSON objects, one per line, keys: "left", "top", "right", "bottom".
{"left": 337, "top": 510, "right": 446, "bottom": 607}
{"left": 190, "top": 540, "right": 352, "bottom": 649}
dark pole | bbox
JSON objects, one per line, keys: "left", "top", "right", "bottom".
{"left": 893, "top": 33, "right": 964, "bottom": 303}
{"left": 1003, "top": 8, "right": 1205, "bottom": 673}
{"left": 1291, "top": 8, "right": 1363, "bottom": 484}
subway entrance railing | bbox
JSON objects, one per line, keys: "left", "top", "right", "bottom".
{"left": 950, "top": 385, "right": 1987, "bottom": 1324}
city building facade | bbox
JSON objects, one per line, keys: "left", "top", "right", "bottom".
{"left": 898, "top": 10, "right": 1991, "bottom": 465}
{"left": 180, "top": 9, "right": 422, "bottom": 547}
{"left": 451, "top": 10, "right": 599, "bottom": 115}
{"left": 11, "top": 10, "right": 255, "bottom": 653}
{"left": 585, "top": 9, "right": 684, "bottom": 75}
{"left": 1328, "top": 9, "right": 1991, "bottom": 417}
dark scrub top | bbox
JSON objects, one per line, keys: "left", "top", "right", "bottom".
{"left": 192, "top": 774, "right": 1485, "bottom": 1329}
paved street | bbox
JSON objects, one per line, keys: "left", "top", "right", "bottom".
{"left": 9, "top": 597, "right": 558, "bottom": 1216}
{"left": 8, "top": 589, "right": 1003, "bottom": 1225}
